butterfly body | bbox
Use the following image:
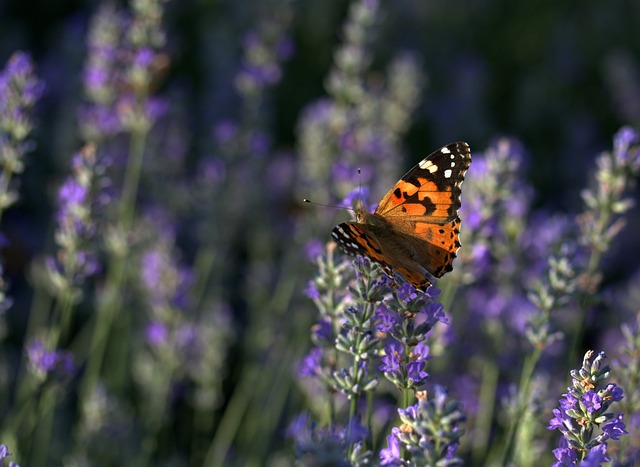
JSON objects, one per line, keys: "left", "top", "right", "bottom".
{"left": 332, "top": 142, "right": 471, "bottom": 290}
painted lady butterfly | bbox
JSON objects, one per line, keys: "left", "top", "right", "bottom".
{"left": 332, "top": 142, "right": 471, "bottom": 290}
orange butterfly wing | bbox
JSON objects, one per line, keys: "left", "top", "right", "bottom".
{"left": 332, "top": 142, "right": 471, "bottom": 290}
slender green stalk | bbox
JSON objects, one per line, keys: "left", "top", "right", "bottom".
{"left": 50, "top": 293, "right": 74, "bottom": 348}
{"left": 79, "top": 127, "right": 148, "bottom": 402}
{"left": 119, "top": 127, "right": 148, "bottom": 227}
{"left": 135, "top": 371, "right": 172, "bottom": 467}
{"left": 498, "top": 346, "right": 542, "bottom": 464}
{"left": 1, "top": 276, "right": 52, "bottom": 447}
{"left": 204, "top": 367, "right": 258, "bottom": 465}
{"left": 29, "top": 385, "right": 58, "bottom": 467}
{"left": 471, "top": 359, "right": 498, "bottom": 464}
{"left": 192, "top": 246, "right": 219, "bottom": 313}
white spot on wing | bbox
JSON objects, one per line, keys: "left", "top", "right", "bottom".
{"left": 441, "top": 147, "right": 451, "bottom": 154}
{"left": 444, "top": 169, "right": 452, "bottom": 178}
{"left": 450, "top": 161, "right": 456, "bottom": 167}
{"left": 419, "top": 159, "right": 438, "bottom": 173}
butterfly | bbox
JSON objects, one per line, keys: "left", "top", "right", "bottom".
{"left": 331, "top": 142, "right": 471, "bottom": 291}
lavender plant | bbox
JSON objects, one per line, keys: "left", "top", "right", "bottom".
{"left": 548, "top": 350, "right": 628, "bottom": 465}
{"left": 78, "top": 0, "right": 171, "bottom": 419}
{"left": 297, "top": 0, "right": 424, "bottom": 207}
{"left": 381, "top": 385, "right": 466, "bottom": 466}
{"left": 296, "top": 236, "right": 465, "bottom": 465}
{"left": 613, "top": 312, "right": 640, "bottom": 463}
{"left": 0, "top": 51, "right": 43, "bottom": 332}
{"left": 0, "top": 52, "right": 44, "bottom": 221}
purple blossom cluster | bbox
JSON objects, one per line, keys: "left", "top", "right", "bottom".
{"left": 0, "top": 444, "right": 18, "bottom": 467}
{"left": 381, "top": 386, "right": 466, "bottom": 466}
{"left": 44, "top": 143, "right": 104, "bottom": 303}
{"left": 548, "top": 351, "right": 628, "bottom": 465}
{"left": 0, "top": 51, "right": 43, "bottom": 214}
{"left": 297, "top": 239, "right": 463, "bottom": 463}
{"left": 80, "top": 2, "right": 168, "bottom": 140}
{"left": 26, "top": 339, "right": 76, "bottom": 381}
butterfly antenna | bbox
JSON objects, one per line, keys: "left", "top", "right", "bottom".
{"left": 358, "top": 168, "right": 362, "bottom": 206}
{"left": 302, "top": 198, "right": 354, "bottom": 213}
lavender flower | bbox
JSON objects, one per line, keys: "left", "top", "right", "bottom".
{"left": 81, "top": 3, "right": 124, "bottom": 139}
{"left": 0, "top": 444, "right": 18, "bottom": 467}
{"left": 134, "top": 217, "right": 233, "bottom": 421}
{"left": 548, "top": 350, "right": 628, "bottom": 462}
{"left": 288, "top": 414, "right": 372, "bottom": 465}
{"left": 329, "top": 258, "right": 383, "bottom": 399}
{"left": 610, "top": 312, "right": 640, "bottom": 464}
{"left": 381, "top": 385, "right": 466, "bottom": 465}
{"left": 44, "top": 143, "right": 103, "bottom": 303}
{"left": 0, "top": 51, "right": 43, "bottom": 214}
{"left": 525, "top": 243, "right": 579, "bottom": 350}
{"left": 26, "top": 339, "right": 76, "bottom": 382}
{"left": 380, "top": 427, "right": 402, "bottom": 465}
{"left": 552, "top": 438, "right": 578, "bottom": 466}
{"left": 581, "top": 444, "right": 611, "bottom": 466}
{"left": 577, "top": 126, "right": 640, "bottom": 292}
{"left": 295, "top": 248, "right": 384, "bottom": 461}
{"left": 457, "top": 138, "right": 534, "bottom": 287}
{"left": 376, "top": 279, "right": 447, "bottom": 392}
{"left": 68, "top": 383, "right": 139, "bottom": 465}
{"left": 81, "top": 0, "right": 169, "bottom": 140}
{"left": 138, "top": 219, "right": 194, "bottom": 316}
{"left": 297, "top": 0, "right": 424, "bottom": 206}
{"left": 235, "top": 17, "right": 293, "bottom": 97}
{"left": 443, "top": 133, "right": 640, "bottom": 465}
{"left": 145, "top": 320, "right": 168, "bottom": 347}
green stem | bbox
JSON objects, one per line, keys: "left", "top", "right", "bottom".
{"left": 367, "top": 381, "right": 375, "bottom": 450}
{"left": 203, "top": 367, "right": 259, "bottom": 466}
{"left": 2, "top": 277, "right": 53, "bottom": 450}
{"left": 471, "top": 359, "right": 498, "bottom": 464}
{"left": 569, "top": 208, "right": 611, "bottom": 365}
{"left": 135, "top": 371, "right": 172, "bottom": 467}
{"left": 119, "top": 128, "right": 148, "bottom": 227}
{"left": 79, "top": 127, "right": 148, "bottom": 405}
{"left": 192, "top": 246, "right": 218, "bottom": 313}
{"left": 49, "top": 292, "right": 74, "bottom": 349}
{"left": 498, "top": 347, "right": 541, "bottom": 465}
{"left": 78, "top": 253, "right": 126, "bottom": 399}
{"left": 29, "top": 385, "right": 58, "bottom": 467}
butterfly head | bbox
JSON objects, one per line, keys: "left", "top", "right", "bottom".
{"left": 352, "top": 201, "right": 373, "bottom": 223}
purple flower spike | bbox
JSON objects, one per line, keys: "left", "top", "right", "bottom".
{"left": 548, "top": 350, "right": 628, "bottom": 459}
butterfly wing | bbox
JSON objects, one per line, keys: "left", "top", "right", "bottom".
{"left": 332, "top": 222, "right": 390, "bottom": 270}
{"left": 375, "top": 142, "right": 471, "bottom": 279}
{"left": 375, "top": 142, "right": 471, "bottom": 223}
{"left": 331, "top": 221, "right": 437, "bottom": 290}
